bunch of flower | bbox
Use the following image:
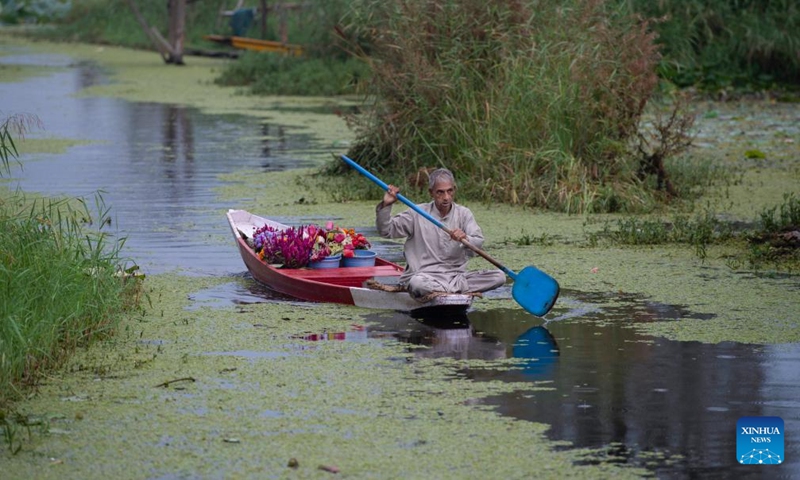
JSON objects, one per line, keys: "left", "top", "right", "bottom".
{"left": 319, "top": 221, "right": 372, "bottom": 259}
{"left": 348, "top": 230, "right": 371, "bottom": 250}
{"left": 251, "top": 222, "right": 371, "bottom": 267}
{"left": 253, "top": 224, "right": 318, "bottom": 268}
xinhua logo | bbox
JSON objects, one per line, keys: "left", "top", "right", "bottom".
{"left": 737, "top": 416, "right": 784, "bottom": 465}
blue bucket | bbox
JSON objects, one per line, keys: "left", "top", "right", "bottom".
{"left": 341, "top": 250, "right": 377, "bottom": 267}
{"left": 309, "top": 254, "right": 342, "bottom": 269}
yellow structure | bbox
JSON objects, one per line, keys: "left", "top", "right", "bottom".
{"left": 203, "top": 35, "right": 304, "bottom": 56}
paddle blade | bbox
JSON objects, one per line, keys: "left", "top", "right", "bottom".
{"left": 512, "top": 266, "right": 560, "bottom": 317}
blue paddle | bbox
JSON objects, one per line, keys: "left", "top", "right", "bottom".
{"left": 340, "top": 154, "right": 560, "bottom": 317}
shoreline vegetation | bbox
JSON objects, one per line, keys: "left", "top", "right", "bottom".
{"left": 0, "top": 116, "right": 144, "bottom": 411}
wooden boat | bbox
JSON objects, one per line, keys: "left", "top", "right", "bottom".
{"left": 226, "top": 209, "right": 473, "bottom": 314}
{"left": 204, "top": 35, "right": 303, "bottom": 56}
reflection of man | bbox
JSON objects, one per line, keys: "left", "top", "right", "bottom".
{"left": 376, "top": 168, "right": 506, "bottom": 301}
{"left": 404, "top": 318, "right": 508, "bottom": 361}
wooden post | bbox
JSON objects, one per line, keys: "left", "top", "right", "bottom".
{"left": 260, "top": 0, "right": 267, "bottom": 39}
{"left": 167, "top": 0, "right": 186, "bottom": 65}
{"left": 125, "top": 0, "right": 175, "bottom": 63}
{"left": 279, "top": 3, "right": 287, "bottom": 44}
{"left": 215, "top": 0, "right": 226, "bottom": 30}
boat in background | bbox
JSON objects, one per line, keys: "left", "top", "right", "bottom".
{"left": 204, "top": 35, "right": 303, "bottom": 55}
{"left": 226, "top": 209, "right": 473, "bottom": 314}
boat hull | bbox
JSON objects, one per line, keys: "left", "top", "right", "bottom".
{"left": 204, "top": 35, "right": 303, "bottom": 55}
{"left": 227, "top": 210, "right": 473, "bottom": 313}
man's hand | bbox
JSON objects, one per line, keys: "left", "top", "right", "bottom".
{"left": 449, "top": 228, "right": 467, "bottom": 242}
{"left": 383, "top": 185, "right": 400, "bottom": 206}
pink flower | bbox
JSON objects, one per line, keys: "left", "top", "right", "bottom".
{"left": 326, "top": 221, "right": 334, "bottom": 230}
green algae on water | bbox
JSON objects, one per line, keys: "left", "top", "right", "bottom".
{"left": 2, "top": 273, "right": 649, "bottom": 479}
{"left": 14, "top": 137, "right": 95, "bottom": 156}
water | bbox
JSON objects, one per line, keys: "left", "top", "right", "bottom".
{"left": 3, "top": 50, "right": 798, "bottom": 479}
{"left": 360, "top": 296, "right": 800, "bottom": 478}
{"left": 1, "top": 52, "right": 316, "bottom": 276}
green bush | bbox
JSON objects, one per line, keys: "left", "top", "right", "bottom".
{"left": 36, "top": 0, "right": 218, "bottom": 48}
{"left": 338, "top": 0, "right": 688, "bottom": 213}
{"left": 0, "top": 0, "right": 71, "bottom": 24}
{"left": 599, "top": 211, "right": 734, "bottom": 259}
{"left": 0, "top": 117, "right": 141, "bottom": 408}
{"left": 743, "top": 194, "right": 800, "bottom": 269}
{"left": 29, "top": 0, "right": 365, "bottom": 95}
{"left": 215, "top": 52, "right": 369, "bottom": 96}
{"left": 627, "top": 0, "right": 800, "bottom": 90}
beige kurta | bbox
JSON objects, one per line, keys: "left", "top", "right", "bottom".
{"left": 376, "top": 201, "right": 505, "bottom": 297}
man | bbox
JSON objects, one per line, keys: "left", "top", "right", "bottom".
{"left": 376, "top": 168, "right": 506, "bottom": 301}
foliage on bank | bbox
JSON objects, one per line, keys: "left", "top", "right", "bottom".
{"left": 0, "top": 0, "right": 71, "bottom": 25}
{"left": 335, "top": 0, "right": 699, "bottom": 213}
{"left": 627, "top": 0, "right": 800, "bottom": 93}
{"left": 23, "top": 0, "right": 367, "bottom": 96}
{"left": 0, "top": 116, "right": 142, "bottom": 409}
{"left": 213, "top": 53, "right": 369, "bottom": 96}
{"left": 27, "top": 0, "right": 217, "bottom": 49}
{"left": 590, "top": 194, "right": 800, "bottom": 271}
{"left": 11, "top": 0, "right": 800, "bottom": 97}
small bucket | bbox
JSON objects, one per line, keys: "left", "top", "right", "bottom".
{"left": 341, "top": 250, "right": 377, "bottom": 267}
{"left": 309, "top": 254, "right": 342, "bottom": 269}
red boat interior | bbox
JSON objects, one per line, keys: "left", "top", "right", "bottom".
{"left": 280, "top": 264, "right": 402, "bottom": 288}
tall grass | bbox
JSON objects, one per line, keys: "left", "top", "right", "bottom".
{"left": 0, "top": 117, "right": 141, "bottom": 408}
{"left": 214, "top": 52, "right": 369, "bottom": 96}
{"left": 0, "top": 193, "right": 141, "bottom": 407}
{"left": 337, "top": 0, "right": 691, "bottom": 213}
{"left": 627, "top": 0, "right": 800, "bottom": 90}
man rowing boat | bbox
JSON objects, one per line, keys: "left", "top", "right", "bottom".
{"left": 376, "top": 168, "right": 506, "bottom": 301}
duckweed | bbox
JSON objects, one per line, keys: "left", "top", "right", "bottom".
{"left": 1, "top": 274, "right": 649, "bottom": 478}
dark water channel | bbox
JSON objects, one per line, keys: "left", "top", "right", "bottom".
{"left": 268, "top": 293, "right": 797, "bottom": 480}
{"left": 4, "top": 51, "right": 799, "bottom": 479}
{"left": 1, "top": 51, "right": 319, "bottom": 275}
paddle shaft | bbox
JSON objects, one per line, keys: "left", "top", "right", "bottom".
{"left": 340, "top": 154, "right": 517, "bottom": 280}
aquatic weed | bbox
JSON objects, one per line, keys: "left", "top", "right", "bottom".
{"left": 596, "top": 210, "right": 735, "bottom": 260}
{"left": 1, "top": 413, "right": 21, "bottom": 455}
{"left": 502, "top": 230, "right": 555, "bottom": 247}
{"left": 743, "top": 193, "right": 800, "bottom": 270}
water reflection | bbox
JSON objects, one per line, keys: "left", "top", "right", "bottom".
{"left": 512, "top": 326, "right": 560, "bottom": 379}
{"left": 1, "top": 54, "right": 321, "bottom": 275}
{"left": 162, "top": 105, "right": 195, "bottom": 166}
{"left": 357, "top": 293, "right": 800, "bottom": 478}
{"left": 400, "top": 315, "right": 506, "bottom": 361}
{"left": 260, "top": 123, "right": 286, "bottom": 163}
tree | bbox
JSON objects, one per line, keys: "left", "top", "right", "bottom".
{"left": 125, "top": 0, "right": 186, "bottom": 65}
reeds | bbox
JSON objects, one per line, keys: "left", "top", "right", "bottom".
{"left": 0, "top": 193, "right": 140, "bottom": 407}
{"left": 629, "top": 0, "right": 800, "bottom": 89}
{"left": 2, "top": 116, "right": 140, "bottom": 407}
{"left": 214, "top": 54, "right": 370, "bottom": 96}
{"left": 340, "top": 0, "right": 689, "bottom": 213}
